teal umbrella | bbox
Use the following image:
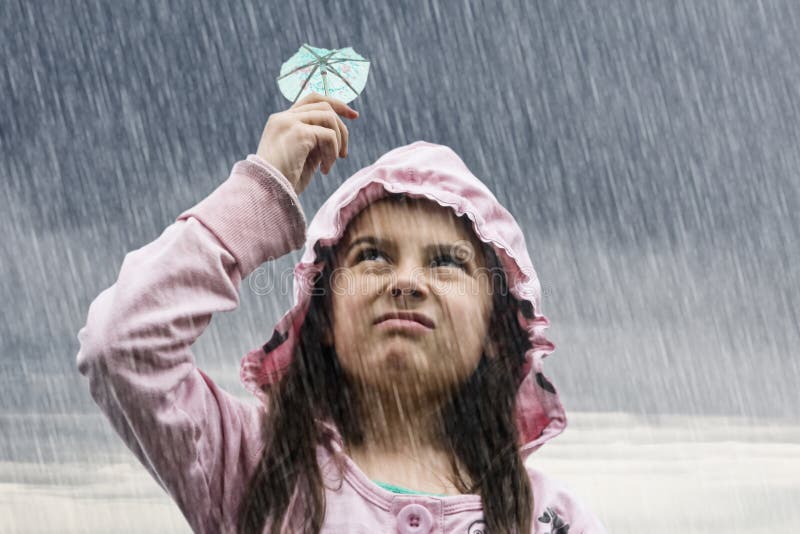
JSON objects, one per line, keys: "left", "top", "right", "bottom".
{"left": 277, "top": 44, "right": 370, "bottom": 105}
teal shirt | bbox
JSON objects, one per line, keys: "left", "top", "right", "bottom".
{"left": 372, "top": 479, "right": 448, "bottom": 497}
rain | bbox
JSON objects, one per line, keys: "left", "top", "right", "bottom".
{"left": 1, "top": 0, "right": 798, "bottom": 532}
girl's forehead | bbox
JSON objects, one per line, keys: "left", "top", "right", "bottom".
{"left": 344, "top": 198, "right": 470, "bottom": 239}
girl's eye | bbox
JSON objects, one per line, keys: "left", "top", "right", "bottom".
{"left": 356, "top": 247, "right": 387, "bottom": 263}
{"left": 355, "top": 248, "right": 467, "bottom": 270}
{"left": 432, "top": 254, "right": 467, "bottom": 270}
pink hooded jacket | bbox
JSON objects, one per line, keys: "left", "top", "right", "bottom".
{"left": 77, "top": 141, "right": 608, "bottom": 533}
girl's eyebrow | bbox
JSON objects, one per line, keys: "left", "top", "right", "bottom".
{"left": 345, "top": 235, "right": 390, "bottom": 254}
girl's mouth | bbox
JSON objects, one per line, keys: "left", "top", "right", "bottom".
{"left": 374, "top": 318, "right": 433, "bottom": 335}
{"left": 373, "top": 312, "right": 435, "bottom": 328}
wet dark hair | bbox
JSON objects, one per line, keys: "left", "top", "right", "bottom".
{"left": 238, "top": 195, "right": 534, "bottom": 533}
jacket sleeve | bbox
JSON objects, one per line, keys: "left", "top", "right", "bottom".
{"left": 76, "top": 155, "right": 306, "bottom": 532}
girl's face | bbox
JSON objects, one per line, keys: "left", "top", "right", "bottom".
{"left": 326, "top": 198, "right": 497, "bottom": 401}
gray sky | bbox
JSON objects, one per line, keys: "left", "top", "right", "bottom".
{"left": 2, "top": 0, "right": 799, "bottom": 531}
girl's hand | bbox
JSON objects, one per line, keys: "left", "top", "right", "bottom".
{"left": 256, "top": 93, "right": 359, "bottom": 195}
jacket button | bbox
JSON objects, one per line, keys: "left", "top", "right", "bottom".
{"left": 396, "top": 503, "right": 434, "bottom": 533}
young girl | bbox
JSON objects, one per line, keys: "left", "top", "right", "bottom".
{"left": 77, "top": 93, "right": 608, "bottom": 533}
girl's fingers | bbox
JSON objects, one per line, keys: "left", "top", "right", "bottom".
{"left": 293, "top": 103, "right": 351, "bottom": 157}
{"left": 292, "top": 93, "right": 359, "bottom": 121}
{"left": 337, "top": 113, "right": 349, "bottom": 157}
{"left": 295, "top": 109, "right": 348, "bottom": 159}
{"left": 306, "top": 124, "right": 339, "bottom": 175}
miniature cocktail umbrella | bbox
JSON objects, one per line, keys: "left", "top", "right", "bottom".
{"left": 277, "top": 44, "right": 370, "bottom": 105}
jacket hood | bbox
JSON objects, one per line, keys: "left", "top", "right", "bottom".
{"left": 241, "top": 140, "right": 566, "bottom": 459}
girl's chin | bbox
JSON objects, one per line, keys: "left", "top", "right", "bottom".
{"left": 383, "top": 348, "right": 417, "bottom": 369}
{"left": 358, "top": 351, "right": 428, "bottom": 380}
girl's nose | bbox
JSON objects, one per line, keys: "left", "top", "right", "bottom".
{"left": 390, "top": 285, "right": 421, "bottom": 298}
{"left": 387, "top": 263, "right": 427, "bottom": 299}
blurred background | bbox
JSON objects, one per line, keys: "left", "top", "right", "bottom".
{"left": 2, "top": 0, "right": 799, "bottom": 532}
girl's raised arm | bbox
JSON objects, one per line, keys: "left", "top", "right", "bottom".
{"left": 75, "top": 155, "right": 306, "bottom": 532}
{"left": 76, "top": 94, "right": 356, "bottom": 532}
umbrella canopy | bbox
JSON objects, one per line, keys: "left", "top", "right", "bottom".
{"left": 277, "top": 43, "right": 370, "bottom": 105}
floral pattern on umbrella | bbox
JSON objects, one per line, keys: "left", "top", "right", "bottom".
{"left": 277, "top": 43, "right": 370, "bottom": 105}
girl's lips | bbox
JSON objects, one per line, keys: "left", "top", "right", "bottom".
{"left": 374, "top": 318, "right": 433, "bottom": 335}
{"left": 373, "top": 312, "right": 435, "bottom": 328}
